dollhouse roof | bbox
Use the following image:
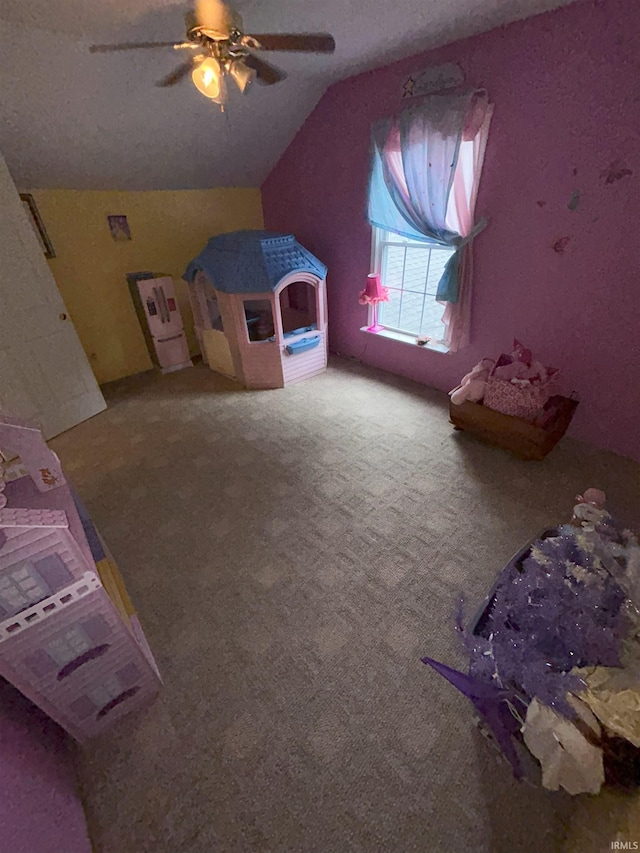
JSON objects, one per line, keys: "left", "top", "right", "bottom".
{"left": 0, "top": 508, "right": 68, "bottom": 529}
{"left": 183, "top": 230, "right": 327, "bottom": 294}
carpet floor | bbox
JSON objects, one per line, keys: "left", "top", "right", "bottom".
{"left": 49, "top": 357, "right": 640, "bottom": 853}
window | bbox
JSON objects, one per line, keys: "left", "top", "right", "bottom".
{"left": 88, "top": 676, "right": 124, "bottom": 709}
{"left": 366, "top": 93, "right": 493, "bottom": 352}
{"left": 0, "top": 562, "right": 51, "bottom": 617}
{"left": 368, "top": 135, "right": 478, "bottom": 348}
{"left": 279, "top": 281, "right": 318, "bottom": 334}
{"left": 371, "top": 229, "right": 454, "bottom": 343}
{"left": 47, "top": 626, "right": 92, "bottom": 666}
{"left": 243, "top": 299, "right": 274, "bottom": 342}
{"left": 206, "top": 293, "right": 224, "bottom": 331}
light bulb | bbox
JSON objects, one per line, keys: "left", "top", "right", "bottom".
{"left": 192, "top": 57, "right": 221, "bottom": 99}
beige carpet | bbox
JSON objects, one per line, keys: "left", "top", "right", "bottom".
{"left": 50, "top": 357, "right": 640, "bottom": 853}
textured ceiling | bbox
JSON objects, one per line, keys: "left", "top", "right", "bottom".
{"left": 0, "top": 0, "right": 577, "bottom": 189}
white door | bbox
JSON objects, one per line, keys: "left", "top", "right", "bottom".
{"left": 0, "top": 153, "right": 106, "bottom": 439}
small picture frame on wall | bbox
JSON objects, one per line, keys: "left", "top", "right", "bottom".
{"left": 107, "top": 215, "right": 132, "bottom": 242}
{"left": 20, "top": 193, "right": 56, "bottom": 259}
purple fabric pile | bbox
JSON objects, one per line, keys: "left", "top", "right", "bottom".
{"left": 466, "top": 521, "right": 630, "bottom": 718}
{"left": 423, "top": 492, "right": 640, "bottom": 788}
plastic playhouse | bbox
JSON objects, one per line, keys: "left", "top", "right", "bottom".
{"left": 183, "top": 230, "right": 328, "bottom": 389}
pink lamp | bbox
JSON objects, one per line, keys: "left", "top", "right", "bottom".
{"left": 359, "top": 273, "right": 390, "bottom": 333}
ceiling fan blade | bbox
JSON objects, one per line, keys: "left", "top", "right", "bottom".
{"left": 89, "top": 41, "right": 184, "bottom": 53}
{"left": 155, "top": 58, "right": 198, "bottom": 88}
{"left": 242, "top": 54, "right": 287, "bottom": 86}
{"left": 248, "top": 33, "right": 335, "bottom": 53}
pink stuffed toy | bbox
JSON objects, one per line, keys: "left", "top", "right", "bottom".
{"left": 573, "top": 488, "right": 607, "bottom": 525}
{"left": 575, "top": 488, "right": 606, "bottom": 509}
{"left": 449, "top": 358, "right": 495, "bottom": 405}
{"left": 494, "top": 359, "right": 548, "bottom": 385}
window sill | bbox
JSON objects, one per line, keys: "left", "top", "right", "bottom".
{"left": 359, "top": 326, "right": 449, "bottom": 354}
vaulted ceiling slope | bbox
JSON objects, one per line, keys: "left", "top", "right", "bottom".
{"left": 0, "top": 0, "right": 576, "bottom": 189}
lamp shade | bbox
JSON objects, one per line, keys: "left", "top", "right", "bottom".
{"left": 228, "top": 59, "right": 256, "bottom": 93}
{"left": 359, "top": 273, "right": 390, "bottom": 305}
{"left": 192, "top": 57, "right": 224, "bottom": 101}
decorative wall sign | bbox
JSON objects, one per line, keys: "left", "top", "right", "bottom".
{"left": 107, "top": 215, "right": 131, "bottom": 241}
{"left": 402, "top": 63, "right": 465, "bottom": 99}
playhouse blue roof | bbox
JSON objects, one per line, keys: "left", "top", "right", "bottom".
{"left": 183, "top": 230, "right": 327, "bottom": 294}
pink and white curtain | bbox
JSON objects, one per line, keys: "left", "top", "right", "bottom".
{"left": 442, "top": 93, "right": 493, "bottom": 351}
{"left": 368, "top": 91, "right": 493, "bottom": 351}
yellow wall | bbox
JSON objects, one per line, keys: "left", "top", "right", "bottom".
{"left": 30, "top": 189, "right": 264, "bottom": 384}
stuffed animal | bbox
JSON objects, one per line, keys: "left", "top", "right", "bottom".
{"left": 449, "top": 358, "right": 495, "bottom": 405}
{"left": 575, "top": 488, "right": 607, "bottom": 509}
{"left": 573, "top": 488, "right": 607, "bottom": 525}
{"left": 494, "top": 358, "right": 548, "bottom": 385}
{"left": 491, "top": 340, "right": 553, "bottom": 386}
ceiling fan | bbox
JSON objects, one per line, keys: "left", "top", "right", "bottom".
{"left": 89, "top": 0, "right": 336, "bottom": 108}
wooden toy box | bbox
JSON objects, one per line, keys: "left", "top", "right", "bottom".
{"left": 449, "top": 396, "right": 578, "bottom": 460}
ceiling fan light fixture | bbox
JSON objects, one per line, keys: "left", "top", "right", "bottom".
{"left": 228, "top": 58, "right": 256, "bottom": 93}
{"left": 192, "top": 56, "right": 224, "bottom": 101}
{"left": 89, "top": 0, "right": 336, "bottom": 108}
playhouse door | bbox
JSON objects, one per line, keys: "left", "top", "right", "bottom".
{"left": 0, "top": 155, "right": 106, "bottom": 438}
{"left": 278, "top": 279, "right": 327, "bottom": 386}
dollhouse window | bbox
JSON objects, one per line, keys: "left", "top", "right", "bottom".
{"left": 0, "top": 563, "right": 51, "bottom": 617}
{"left": 243, "top": 300, "right": 275, "bottom": 342}
{"left": 88, "top": 675, "right": 123, "bottom": 709}
{"left": 69, "top": 670, "right": 140, "bottom": 720}
{"left": 34, "top": 554, "right": 73, "bottom": 589}
{"left": 25, "top": 614, "right": 111, "bottom": 679}
{"left": 47, "top": 625, "right": 93, "bottom": 666}
{"left": 279, "top": 282, "right": 318, "bottom": 335}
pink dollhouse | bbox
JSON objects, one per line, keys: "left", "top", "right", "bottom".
{"left": 0, "top": 415, "right": 161, "bottom": 742}
{"left": 183, "top": 231, "right": 328, "bottom": 389}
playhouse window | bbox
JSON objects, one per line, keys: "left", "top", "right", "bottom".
{"left": 243, "top": 300, "right": 275, "bottom": 342}
{"left": 206, "top": 294, "right": 224, "bottom": 332}
{"left": 279, "top": 281, "right": 317, "bottom": 335}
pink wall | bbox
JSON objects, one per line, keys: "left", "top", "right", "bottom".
{"left": 0, "top": 678, "right": 91, "bottom": 853}
{"left": 262, "top": 0, "right": 640, "bottom": 461}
